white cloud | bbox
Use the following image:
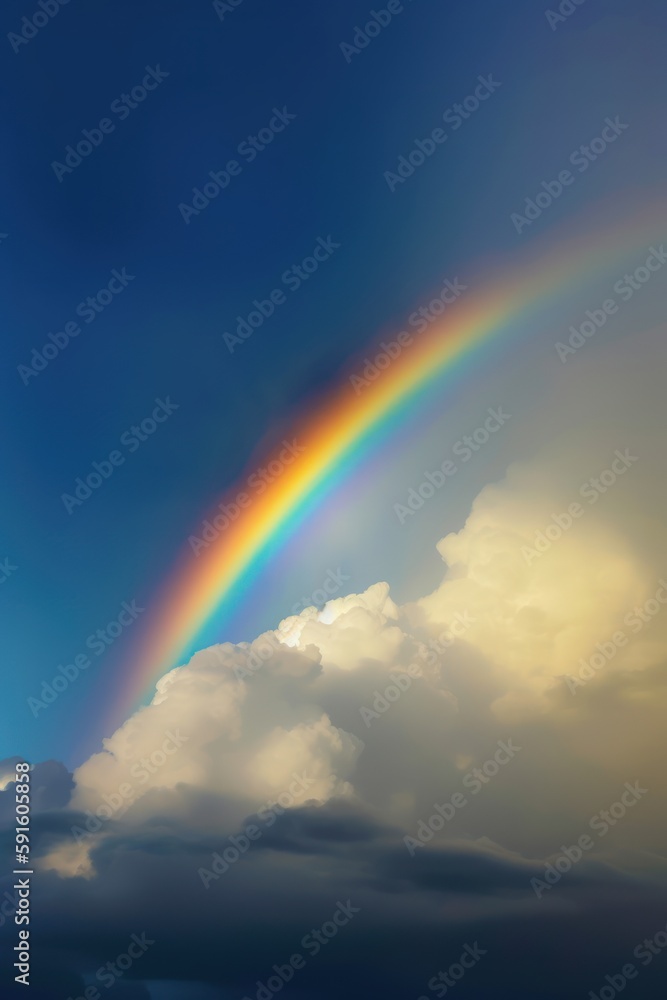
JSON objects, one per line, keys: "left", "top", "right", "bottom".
{"left": 45, "top": 414, "right": 667, "bottom": 881}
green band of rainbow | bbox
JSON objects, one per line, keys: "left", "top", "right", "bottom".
{"left": 114, "top": 196, "right": 666, "bottom": 723}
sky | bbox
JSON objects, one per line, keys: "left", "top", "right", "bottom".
{"left": 1, "top": 0, "right": 667, "bottom": 997}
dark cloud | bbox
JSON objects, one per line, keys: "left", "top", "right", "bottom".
{"left": 0, "top": 759, "right": 74, "bottom": 825}
{"left": 1, "top": 792, "right": 666, "bottom": 999}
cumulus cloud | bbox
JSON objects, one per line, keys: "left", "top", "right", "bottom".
{"left": 411, "top": 461, "right": 652, "bottom": 719}
{"left": 31, "top": 444, "right": 667, "bottom": 877}
{"left": 3, "top": 412, "right": 667, "bottom": 996}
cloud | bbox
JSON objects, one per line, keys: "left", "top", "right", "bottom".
{"left": 30, "top": 443, "right": 667, "bottom": 869}
{"left": 410, "top": 459, "right": 651, "bottom": 719}
{"left": 3, "top": 417, "right": 667, "bottom": 996}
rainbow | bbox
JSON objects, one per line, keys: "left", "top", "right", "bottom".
{"left": 116, "top": 197, "right": 666, "bottom": 721}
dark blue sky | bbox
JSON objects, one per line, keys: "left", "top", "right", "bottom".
{"left": 1, "top": 0, "right": 665, "bottom": 767}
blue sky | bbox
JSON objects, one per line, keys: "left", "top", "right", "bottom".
{"left": 1, "top": 0, "right": 666, "bottom": 769}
